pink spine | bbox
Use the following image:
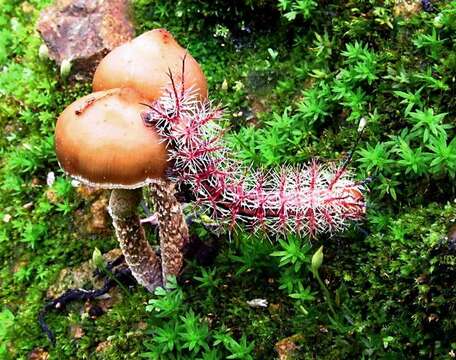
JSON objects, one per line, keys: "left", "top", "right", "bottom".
{"left": 142, "top": 84, "right": 366, "bottom": 238}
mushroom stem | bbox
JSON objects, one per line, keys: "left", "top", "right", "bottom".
{"left": 149, "top": 179, "right": 189, "bottom": 283}
{"left": 109, "top": 188, "right": 162, "bottom": 292}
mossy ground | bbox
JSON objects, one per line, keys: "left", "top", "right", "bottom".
{"left": 1, "top": 0, "right": 456, "bottom": 359}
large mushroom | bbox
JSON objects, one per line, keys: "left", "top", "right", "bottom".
{"left": 55, "top": 88, "right": 187, "bottom": 291}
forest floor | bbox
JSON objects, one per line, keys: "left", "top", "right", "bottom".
{"left": 1, "top": 0, "right": 456, "bottom": 359}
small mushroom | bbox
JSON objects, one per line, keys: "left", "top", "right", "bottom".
{"left": 55, "top": 88, "right": 184, "bottom": 291}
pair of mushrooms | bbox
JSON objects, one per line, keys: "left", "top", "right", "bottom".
{"left": 55, "top": 29, "right": 207, "bottom": 292}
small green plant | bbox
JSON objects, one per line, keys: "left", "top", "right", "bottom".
{"left": 143, "top": 277, "right": 256, "bottom": 359}
{"left": 413, "top": 28, "right": 445, "bottom": 60}
{"left": 0, "top": 308, "right": 14, "bottom": 358}
{"left": 392, "top": 136, "right": 430, "bottom": 175}
{"left": 92, "top": 247, "right": 130, "bottom": 295}
{"left": 310, "top": 246, "right": 337, "bottom": 319}
{"left": 357, "top": 143, "right": 392, "bottom": 173}
{"left": 426, "top": 132, "right": 456, "bottom": 178}
{"left": 228, "top": 107, "right": 316, "bottom": 166}
{"left": 373, "top": 6, "right": 393, "bottom": 29}
{"left": 278, "top": 0, "right": 318, "bottom": 21}
{"left": 271, "top": 236, "right": 311, "bottom": 272}
{"left": 393, "top": 89, "right": 423, "bottom": 116}
{"left": 407, "top": 108, "right": 450, "bottom": 143}
{"left": 194, "top": 267, "right": 221, "bottom": 299}
{"left": 271, "top": 236, "right": 316, "bottom": 315}
{"left": 215, "top": 334, "right": 255, "bottom": 360}
{"left": 297, "top": 82, "right": 331, "bottom": 124}
{"left": 229, "top": 236, "right": 274, "bottom": 277}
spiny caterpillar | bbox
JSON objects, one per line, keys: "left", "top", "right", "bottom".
{"left": 141, "top": 71, "right": 366, "bottom": 238}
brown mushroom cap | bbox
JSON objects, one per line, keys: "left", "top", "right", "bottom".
{"left": 93, "top": 29, "right": 208, "bottom": 101}
{"left": 55, "top": 88, "right": 168, "bottom": 188}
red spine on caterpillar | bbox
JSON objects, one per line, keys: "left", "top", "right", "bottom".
{"left": 141, "top": 74, "right": 366, "bottom": 238}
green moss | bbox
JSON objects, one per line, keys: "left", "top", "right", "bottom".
{"left": 1, "top": 0, "right": 456, "bottom": 358}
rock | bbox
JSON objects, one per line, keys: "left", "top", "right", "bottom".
{"left": 21, "top": 2, "right": 35, "bottom": 14}
{"left": 22, "top": 202, "right": 34, "bottom": 210}
{"left": 275, "top": 334, "right": 304, "bottom": 360}
{"left": 246, "top": 298, "right": 268, "bottom": 308}
{"left": 447, "top": 224, "right": 456, "bottom": 251}
{"left": 37, "top": 0, "right": 134, "bottom": 75}
{"left": 76, "top": 185, "right": 106, "bottom": 201}
{"left": 93, "top": 290, "right": 123, "bottom": 314}
{"left": 28, "top": 348, "right": 49, "bottom": 360}
{"left": 393, "top": 0, "right": 421, "bottom": 18}
{"left": 86, "top": 196, "right": 109, "bottom": 233}
{"left": 13, "top": 258, "right": 29, "bottom": 274}
{"left": 31, "top": 177, "right": 42, "bottom": 187}
{"left": 135, "top": 321, "right": 147, "bottom": 330}
{"left": 70, "top": 324, "right": 85, "bottom": 339}
{"left": 77, "top": 186, "right": 112, "bottom": 234}
{"left": 45, "top": 189, "right": 59, "bottom": 204}
{"left": 96, "top": 340, "right": 112, "bottom": 353}
{"left": 72, "top": 186, "right": 111, "bottom": 234}
{"left": 46, "top": 248, "right": 123, "bottom": 298}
